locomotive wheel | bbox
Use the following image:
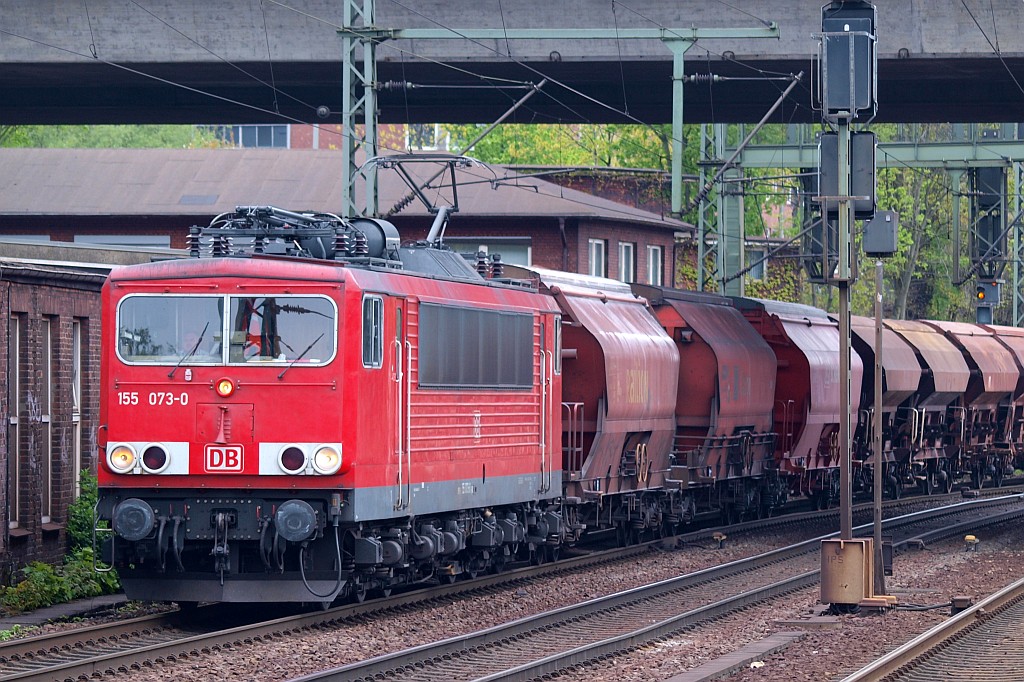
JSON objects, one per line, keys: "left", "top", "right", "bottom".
{"left": 439, "top": 572, "right": 457, "bottom": 585}
{"left": 544, "top": 545, "right": 561, "bottom": 563}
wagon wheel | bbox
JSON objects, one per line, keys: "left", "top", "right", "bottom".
{"left": 351, "top": 581, "right": 368, "bottom": 603}
{"left": 920, "top": 474, "right": 933, "bottom": 496}
{"left": 993, "top": 464, "right": 1005, "bottom": 488}
{"left": 970, "top": 469, "right": 982, "bottom": 490}
{"left": 886, "top": 478, "right": 902, "bottom": 500}
{"left": 615, "top": 522, "right": 629, "bottom": 547}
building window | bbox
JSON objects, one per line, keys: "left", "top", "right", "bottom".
{"left": 406, "top": 124, "right": 447, "bottom": 151}
{"left": 72, "top": 320, "right": 83, "bottom": 499}
{"left": 444, "top": 238, "right": 532, "bottom": 267}
{"left": 362, "top": 296, "right": 384, "bottom": 369}
{"left": 7, "top": 316, "right": 20, "bottom": 529}
{"left": 746, "top": 247, "right": 767, "bottom": 280}
{"left": 217, "top": 124, "right": 289, "bottom": 148}
{"left": 647, "top": 245, "right": 664, "bottom": 286}
{"left": 40, "top": 318, "right": 53, "bottom": 523}
{"left": 618, "top": 242, "right": 636, "bottom": 283}
{"left": 74, "top": 235, "right": 171, "bottom": 248}
{"left": 588, "top": 239, "right": 607, "bottom": 277}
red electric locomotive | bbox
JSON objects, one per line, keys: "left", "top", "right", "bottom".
{"left": 96, "top": 207, "right": 565, "bottom": 605}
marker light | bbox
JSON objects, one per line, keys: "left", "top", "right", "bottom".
{"left": 141, "top": 444, "right": 169, "bottom": 474}
{"left": 108, "top": 444, "right": 137, "bottom": 473}
{"left": 312, "top": 446, "right": 342, "bottom": 475}
{"left": 215, "top": 377, "right": 235, "bottom": 397}
{"left": 279, "top": 446, "right": 307, "bottom": 474}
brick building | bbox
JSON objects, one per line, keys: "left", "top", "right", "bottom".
{"left": 0, "top": 243, "right": 175, "bottom": 570}
{"left": 1, "top": 253, "right": 104, "bottom": 570}
{"left": 0, "top": 148, "right": 690, "bottom": 287}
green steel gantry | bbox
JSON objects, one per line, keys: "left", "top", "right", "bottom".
{"left": 339, "top": 0, "right": 778, "bottom": 219}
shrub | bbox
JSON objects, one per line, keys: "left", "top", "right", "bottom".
{"left": 66, "top": 470, "right": 100, "bottom": 552}
{"left": 0, "top": 548, "right": 120, "bottom": 614}
{"left": 1, "top": 562, "right": 65, "bottom": 613}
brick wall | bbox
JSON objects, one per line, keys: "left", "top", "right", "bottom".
{"left": 1, "top": 267, "right": 103, "bottom": 574}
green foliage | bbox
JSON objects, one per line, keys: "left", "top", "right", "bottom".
{"left": 0, "top": 124, "right": 222, "bottom": 149}
{"left": 0, "top": 548, "right": 120, "bottom": 615}
{"left": 1, "top": 562, "right": 65, "bottom": 613}
{"left": 446, "top": 122, "right": 693, "bottom": 172}
{"left": 0, "top": 624, "right": 37, "bottom": 641}
{"left": 66, "top": 470, "right": 101, "bottom": 553}
{"left": 0, "top": 469, "right": 120, "bottom": 615}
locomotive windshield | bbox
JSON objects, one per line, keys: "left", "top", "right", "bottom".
{"left": 117, "top": 294, "right": 336, "bottom": 366}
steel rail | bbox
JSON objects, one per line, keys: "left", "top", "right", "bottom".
{"left": 841, "top": 575, "right": 1024, "bottom": 681}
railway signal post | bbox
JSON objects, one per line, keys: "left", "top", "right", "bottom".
{"left": 816, "top": 0, "right": 888, "bottom": 611}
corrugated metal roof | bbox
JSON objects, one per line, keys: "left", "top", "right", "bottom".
{"left": 0, "top": 148, "right": 690, "bottom": 231}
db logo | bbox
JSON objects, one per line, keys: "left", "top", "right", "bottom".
{"left": 204, "top": 445, "right": 244, "bottom": 472}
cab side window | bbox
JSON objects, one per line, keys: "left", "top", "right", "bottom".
{"left": 362, "top": 295, "right": 384, "bottom": 368}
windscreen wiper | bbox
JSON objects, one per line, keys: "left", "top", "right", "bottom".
{"left": 278, "top": 333, "right": 325, "bottom": 380}
{"left": 168, "top": 322, "right": 209, "bottom": 378}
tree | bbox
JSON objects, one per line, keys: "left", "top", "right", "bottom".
{"left": 0, "top": 124, "right": 222, "bottom": 149}
{"left": 445, "top": 122, "right": 692, "bottom": 172}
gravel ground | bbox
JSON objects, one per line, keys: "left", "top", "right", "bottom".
{"left": 14, "top": 509, "right": 1024, "bottom": 682}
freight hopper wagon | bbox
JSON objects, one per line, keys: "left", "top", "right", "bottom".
{"left": 922, "top": 321, "right": 1018, "bottom": 489}
{"left": 884, "top": 320, "right": 969, "bottom": 494}
{"left": 734, "top": 298, "right": 863, "bottom": 509}
{"left": 96, "top": 207, "right": 565, "bottom": 605}
{"left": 983, "top": 324, "right": 1024, "bottom": 473}
{"left": 513, "top": 267, "right": 679, "bottom": 545}
{"left": 849, "top": 315, "right": 923, "bottom": 498}
{"left": 633, "top": 286, "right": 780, "bottom": 524}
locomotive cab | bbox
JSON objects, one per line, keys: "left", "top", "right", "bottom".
{"left": 96, "top": 207, "right": 566, "bottom": 605}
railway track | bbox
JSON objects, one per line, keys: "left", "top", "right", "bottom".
{"left": 0, "top": 541, "right": 659, "bottom": 682}
{"left": 289, "top": 494, "right": 1024, "bottom": 682}
{"left": 0, "top": 490, "right": 1017, "bottom": 682}
{"left": 840, "top": 573, "right": 1024, "bottom": 682}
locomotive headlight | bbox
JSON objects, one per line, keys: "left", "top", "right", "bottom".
{"left": 108, "top": 444, "right": 137, "bottom": 474}
{"left": 215, "top": 377, "right": 235, "bottom": 397}
{"left": 312, "top": 445, "right": 342, "bottom": 475}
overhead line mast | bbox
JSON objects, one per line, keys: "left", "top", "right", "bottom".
{"left": 338, "top": 0, "right": 778, "bottom": 218}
